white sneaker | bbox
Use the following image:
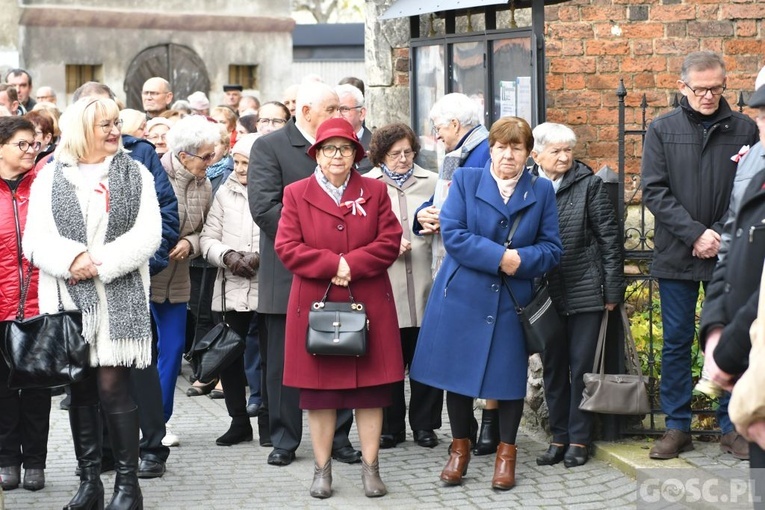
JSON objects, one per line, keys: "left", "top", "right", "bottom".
{"left": 162, "top": 430, "right": 180, "bottom": 447}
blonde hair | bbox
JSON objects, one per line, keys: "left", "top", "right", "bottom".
{"left": 120, "top": 108, "right": 146, "bottom": 137}
{"left": 57, "top": 97, "right": 121, "bottom": 161}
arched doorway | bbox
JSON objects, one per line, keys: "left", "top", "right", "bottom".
{"left": 124, "top": 44, "right": 210, "bottom": 110}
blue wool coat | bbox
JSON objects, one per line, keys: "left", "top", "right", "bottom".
{"left": 409, "top": 164, "right": 563, "bottom": 399}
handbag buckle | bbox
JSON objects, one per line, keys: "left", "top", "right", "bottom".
{"left": 332, "top": 321, "right": 341, "bottom": 327}
{"left": 333, "top": 337, "right": 340, "bottom": 343}
{"left": 352, "top": 303, "right": 363, "bottom": 311}
{"left": 313, "top": 302, "right": 324, "bottom": 310}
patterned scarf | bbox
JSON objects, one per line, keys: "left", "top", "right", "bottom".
{"left": 51, "top": 151, "right": 152, "bottom": 363}
{"left": 314, "top": 165, "right": 350, "bottom": 205}
{"left": 381, "top": 163, "right": 413, "bottom": 188}
{"left": 432, "top": 124, "right": 490, "bottom": 277}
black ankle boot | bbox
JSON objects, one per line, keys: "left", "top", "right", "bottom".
{"left": 472, "top": 409, "right": 499, "bottom": 456}
{"left": 65, "top": 406, "right": 105, "bottom": 510}
{"left": 216, "top": 417, "right": 253, "bottom": 446}
{"left": 104, "top": 407, "right": 143, "bottom": 510}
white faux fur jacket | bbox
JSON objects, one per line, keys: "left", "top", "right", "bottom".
{"left": 22, "top": 150, "right": 162, "bottom": 368}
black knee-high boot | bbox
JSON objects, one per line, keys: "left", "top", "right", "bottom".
{"left": 65, "top": 406, "right": 105, "bottom": 510}
{"left": 104, "top": 407, "right": 142, "bottom": 510}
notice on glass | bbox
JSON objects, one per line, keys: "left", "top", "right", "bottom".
{"left": 499, "top": 80, "right": 516, "bottom": 117}
{"left": 516, "top": 76, "right": 532, "bottom": 124}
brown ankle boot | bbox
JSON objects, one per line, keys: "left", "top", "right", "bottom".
{"left": 440, "top": 438, "right": 471, "bottom": 485}
{"left": 491, "top": 442, "right": 517, "bottom": 490}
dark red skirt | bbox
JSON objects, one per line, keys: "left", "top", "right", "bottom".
{"left": 299, "top": 383, "right": 393, "bottom": 410}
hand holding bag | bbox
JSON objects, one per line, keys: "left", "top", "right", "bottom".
{"left": 184, "top": 274, "right": 245, "bottom": 384}
{"left": 1, "top": 262, "right": 91, "bottom": 390}
{"left": 578, "top": 306, "right": 650, "bottom": 415}
{"left": 501, "top": 193, "right": 564, "bottom": 355}
{"left": 306, "top": 282, "right": 368, "bottom": 357}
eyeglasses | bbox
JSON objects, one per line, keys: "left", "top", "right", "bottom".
{"left": 320, "top": 144, "right": 355, "bottom": 158}
{"left": 142, "top": 90, "right": 166, "bottom": 97}
{"left": 431, "top": 123, "right": 450, "bottom": 136}
{"left": 184, "top": 151, "right": 216, "bottom": 163}
{"left": 682, "top": 81, "right": 726, "bottom": 97}
{"left": 146, "top": 133, "right": 166, "bottom": 142}
{"left": 387, "top": 149, "right": 415, "bottom": 160}
{"left": 257, "top": 118, "right": 287, "bottom": 126}
{"left": 36, "top": 96, "right": 54, "bottom": 102}
{"left": 4, "top": 140, "right": 41, "bottom": 152}
{"left": 98, "top": 120, "right": 123, "bottom": 133}
{"left": 339, "top": 105, "right": 363, "bottom": 114}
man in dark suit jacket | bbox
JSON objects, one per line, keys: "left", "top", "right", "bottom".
{"left": 336, "top": 83, "right": 373, "bottom": 174}
{"left": 247, "top": 82, "right": 361, "bottom": 466}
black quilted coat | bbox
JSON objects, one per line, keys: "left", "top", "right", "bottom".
{"left": 532, "top": 161, "right": 625, "bottom": 315}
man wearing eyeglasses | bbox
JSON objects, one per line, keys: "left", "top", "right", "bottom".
{"left": 142, "top": 77, "right": 173, "bottom": 119}
{"left": 248, "top": 82, "right": 363, "bottom": 467}
{"left": 336, "top": 84, "right": 372, "bottom": 174}
{"left": 642, "top": 51, "right": 759, "bottom": 461}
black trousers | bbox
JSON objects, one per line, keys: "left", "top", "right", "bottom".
{"left": 751, "top": 442, "right": 765, "bottom": 510}
{"left": 188, "top": 265, "right": 217, "bottom": 353}
{"left": 0, "top": 358, "right": 51, "bottom": 469}
{"left": 541, "top": 310, "right": 602, "bottom": 445}
{"left": 262, "top": 314, "right": 353, "bottom": 452}
{"left": 214, "top": 310, "right": 252, "bottom": 423}
{"left": 382, "top": 327, "right": 443, "bottom": 434}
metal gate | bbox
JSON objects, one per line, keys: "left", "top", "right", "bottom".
{"left": 616, "top": 80, "right": 748, "bottom": 435}
{"left": 123, "top": 44, "right": 210, "bottom": 111}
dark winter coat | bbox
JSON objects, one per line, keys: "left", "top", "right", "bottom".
{"left": 275, "top": 171, "right": 404, "bottom": 390}
{"left": 641, "top": 97, "right": 758, "bottom": 282}
{"left": 700, "top": 170, "right": 765, "bottom": 375}
{"left": 533, "top": 161, "right": 625, "bottom": 314}
{"left": 409, "top": 164, "right": 563, "bottom": 399}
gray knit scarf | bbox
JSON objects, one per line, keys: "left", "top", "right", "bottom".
{"left": 51, "top": 152, "right": 152, "bottom": 361}
{"left": 431, "top": 124, "right": 489, "bottom": 278}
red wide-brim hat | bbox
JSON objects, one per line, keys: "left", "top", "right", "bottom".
{"left": 307, "top": 117, "right": 366, "bottom": 164}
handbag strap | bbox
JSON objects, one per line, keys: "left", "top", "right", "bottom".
{"left": 220, "top": 272, "right": 229, "bottom": 323}
{"left": 319, "top": 281, "right": 357, "bottom": 305}
{"left": 592, "top": 311, "right": 610, "bottom": 374}
{"left": 15, "top": 258, "right": 34, "bottom": 320}
{"left": 620, "top": 304, "right": 645, "bottom": 383}
{"left": 591, "top": 306, "right": 646, "bottom": 383}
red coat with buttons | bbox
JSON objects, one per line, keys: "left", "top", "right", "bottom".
{"left": 0, "top": 168, "right": 39, "bottom": 321}
{"left": 275, "top": 170, "right": 404, "bottom": 390}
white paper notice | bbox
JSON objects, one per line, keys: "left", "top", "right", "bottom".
{"left": 499, "top": 80, "right": 516, "bottom": 117}
{"left": 516, "top": 76, "right": 532, "bottom": 124}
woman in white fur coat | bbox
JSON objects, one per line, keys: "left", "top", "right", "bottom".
{"left": 200, "top": 133, "right": 261, "bottom": 447}
{"left": 23, "top": 97, "right": 161, "bottom": 510}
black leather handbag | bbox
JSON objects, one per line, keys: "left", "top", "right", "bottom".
{"left": 1, "top": 264, "right": 91, "bottom": 390}
{"left": 306, "top": 282, "right": 368, "bottom": 357}
{"left": 184, "top": 275, "right": 245, "bottom": 384}
{"left": 504, "top": 276, "right": 563, "bottom": 354}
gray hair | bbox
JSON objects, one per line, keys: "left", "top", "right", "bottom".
{"left": 681, "top": 51, "right": 726, "bottom": 82}
{"left": 295, "top": 82, "right": 337, "bottom": 120}
{"left": 165, "top": 114, "right": 220, "bottom": 155}
{"left": 532, "top": 122, "right": 577, "bottom": 153}
{"left": 429, "top": 93, "right": 482, "bottom": 128}
{"left": 335, "top": 83, "right": 364, "bottom": 106}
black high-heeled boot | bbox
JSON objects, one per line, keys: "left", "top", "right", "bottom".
{"left": 104, "top": 407, "right": 143, "bottom": 510}
{"left": 65, "top": 406, "right": 105, "bottom": 510}
{"left": 472, "top": 409, "right": 499, "bottom": 456}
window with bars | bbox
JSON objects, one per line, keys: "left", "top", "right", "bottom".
{"left": 65, "top": 65, "right": 103, "bottom": 95}
{"left": 228, "top": 65, "right": 259, "bottom": 90}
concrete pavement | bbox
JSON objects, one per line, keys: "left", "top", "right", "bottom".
{"left": 1, "top": 364, "right": 699, "bottom": 509}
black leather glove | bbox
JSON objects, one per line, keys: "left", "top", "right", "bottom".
{"left": 242, "top": 251, "right": 260, "bottom": 271}
{"left": 223, "top": 250, "right": 255, "bottom": 278}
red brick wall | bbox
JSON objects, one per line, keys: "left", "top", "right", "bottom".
{"left": 543, "top": 0, "right": 764, "bottom": 188}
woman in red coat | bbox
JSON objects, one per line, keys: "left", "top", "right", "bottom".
{"left": 275, "top": 118, "right": 403, "bottom": 499}
{"left": 0, "top": 117, "right": 49, "bottom": 492}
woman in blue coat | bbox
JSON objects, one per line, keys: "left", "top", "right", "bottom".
{"left": 410, "top": 117, "right": 562, "bottom": 491}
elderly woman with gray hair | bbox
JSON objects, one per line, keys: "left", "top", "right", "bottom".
{"left": 412, "top": 93, "right": 498, "bottom": 455}
{"left": 151, "top": 115, "right": 218, "bottom": 435}
{"left": 530, "top": 122, "right": 625, "bottom": 468}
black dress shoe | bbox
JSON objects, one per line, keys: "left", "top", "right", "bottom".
{"left": 379, "top": 431, "right": 406, "bottom": 449}
{"left": 536, "top": 444, "right": 567, "bottom": 466}
{"left": 267, "top": 448, "right": 296, "bottom": 466}
{"left": 413, "top": 430, "right": 438, "bottom": 448}
{"left": 246, "top": 403, "right": 263, "bottom": 417}
{"left": 332, "top": 445, "right": 362, "bottom": 464}
{"left": 564, "top": 445, "right": 589, "bottom": 468}
{"left": 137, "top": 458, "right": 166, "bottom": 479}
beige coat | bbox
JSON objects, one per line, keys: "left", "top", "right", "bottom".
{"left": 150, "top": 152, "right": 211, "bottom": 304}
{"left": 200, "top": 172, "right": 259, "bottom": 312}
{"left": 729, "top": 260, "right": 765, "bottom": 432}
{"left": 365, "top": 164, "right": 437, "bottom": 328}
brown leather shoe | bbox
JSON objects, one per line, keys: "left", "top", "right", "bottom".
{"left": 720, "top": 432, "right": 750, "bottom": 460}
{"left": 491, "top": 442, "right": 517, "bottom": 490}
{"left": 440, "top": 438, "right": 471, "bottom": 485}
{"left": 649, "top": 429, "right": 693, "bottom": 459}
